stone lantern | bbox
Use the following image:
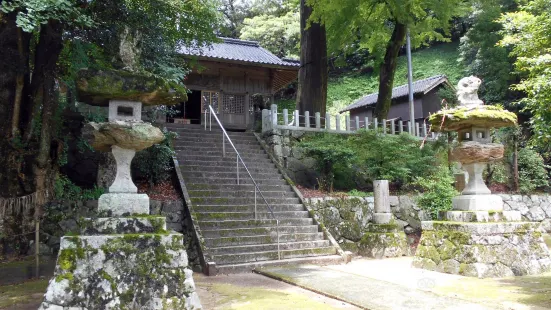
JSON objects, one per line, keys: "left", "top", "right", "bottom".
{"left": 40, "top": 69, "right": 202, "bottom": 310}
{"left": 413, "top": 76, "right": 551, "bottom": 278}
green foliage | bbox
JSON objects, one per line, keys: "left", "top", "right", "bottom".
{"left": 54, "top": 174, "right": 104, "bottom": 201}
{"left": 132, "top": 129, "right": 177, "bottom": 185}
{"left": 326, "top": 43, "right": 463, "bottom": 116}
{"left": 240, "top": 11, "right": 300, "bottom": 58}
{"left": 298, "top": 130, "right": 445, "bottom": 191}
{"left": 349, "top": 131, "right": 442, "bottom": 186}
{"left": 414, "top": 167, "right": 458, "bottom": 220}
{"left": 517, "top": 148, "right": 549, "bottom": 193}
{"left": 499, "top": 0, "right": 551, "bottom": 149}
{"left": 299, "top": 134, "right": 355, "bottom": 191}
{"left": 459, "top": 0, "right": 516, "bottom": 104}
{"left": 0, "top": 0, "right": 93, "bottom": 32}
{"left": 308, "top": 0, "right": 467, "bottom": 65}
{"left": 347, "top": 189, "right": 372, "bottom": 197}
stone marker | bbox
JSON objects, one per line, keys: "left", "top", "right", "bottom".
{"left": 373, "top": 180, "right": 391, "bottom": 224}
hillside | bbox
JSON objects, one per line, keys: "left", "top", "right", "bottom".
{"left": 326, "top": 42, "right": 462, "bottom": 115}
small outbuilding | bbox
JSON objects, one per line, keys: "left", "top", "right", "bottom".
{"left": 340, "top": 75, "right": 453, "bottom": 123}
{"left": 177, "top": 38, "right": 300, "bottom": 129}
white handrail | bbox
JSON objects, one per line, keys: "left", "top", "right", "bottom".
{"left": 205, "top": 106, "right": 281, "bottom": 260}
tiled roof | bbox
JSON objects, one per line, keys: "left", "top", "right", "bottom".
{"left": 340, "top": 75, "right": 450, "bottom": 113}
{"left": 178, "top": 38, "right": 300, "bottom": 68}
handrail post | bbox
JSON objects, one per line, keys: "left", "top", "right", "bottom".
{"left": 222, "top": 133, "right": 225, "bottom": 157}
{"left": 209, "top": 106, "right": 212, "bottom": 131}
{"left": 255, "top": 187, "right": 257, "bottom": 220}
{"left": 277, "top": 220, "right": 280, "bottom": 260}
{"left": 204, "top": 110, "right": 207, "bottom": 130}
{"left": 236, "top": 155, "right": 239, "bottom": 185}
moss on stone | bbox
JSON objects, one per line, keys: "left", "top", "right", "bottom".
{"left": 429, "top": 105, "right": 517, "bottom": 132}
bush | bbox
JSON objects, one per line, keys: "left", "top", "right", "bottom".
{"left": 518, "top": 148, "right": 549, "bottom": 193}
{"left": 414, "top": 167, "right": 458, "bottom": 220}
{"left": 299, "top": 133, "right": 355, "bottom": 191}
{"left": 54, "top": 174, "right": 104, "bottom": 201}
{"left": 132, "top": 129, "right": 177, "bottom": 185}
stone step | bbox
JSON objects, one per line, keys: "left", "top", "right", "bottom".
{"left": 438, "top": 210, "right": 522, "bottom": 223}
{"left": 173, "top": 141, "right": 261, "bottom": 148}
{"left": 175, "top": 154, "right": 271, "bottom": 162}
{"left": 212, "top": 247, "right": 337, "bottom": 265}
{"left": 191, "top": 197, "right": 300, "bottom": 205}
{"left": 201, "top": 225, "right": 319, "bottom": 238}
{"left": 209, "top": 240, "right": 331, "bottom": 255}
{"left": 215, "top": 255, "right": 343, "bottom": 274}
{"left": 186, "top": 183, "right": 291, "bottom": 192}
{"left": 174, "top": 133, "right": 257, "bottom": 141}
{"left": 197, "top": 218, "right": 314, "bottom": 229}
{"left": 81, "top": 217, "right": 167, "bottom": 235}
{"left": 192, "top": 204, "right": 305, "bottom": 212}
{"left": 204, "top": 232, "right": 325, "bottom": 247}
{"left": 174, "top": 148, "right": 267, "bottom": 156}
{"left": 182, "top": 171, "right": 283, "bottom": 180}
{"left": 195, "top": 211, "right": 310, "bottom": 221}
{"left": 188, "top": 190, "right": 296, "bottom": 199}
{"left": 178, "top": 160, "right": 276, "bottom": 169}
{"left": 180, "top": 165, "right": 279, "bottom": 174}
{"left": 183, "top": 177, "right": 288, "bottom": 186}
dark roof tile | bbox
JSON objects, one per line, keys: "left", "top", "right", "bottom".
{"left": 178, "top": 38, "right": 300, "bottom": 68}
{"left": 340, "top": 75, "right": 450, "bottom": 113}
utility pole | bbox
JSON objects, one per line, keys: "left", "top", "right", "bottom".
{"left": 406, "top": 29, "right": 415, "bottom": 134}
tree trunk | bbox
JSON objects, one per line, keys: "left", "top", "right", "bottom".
{"left": 296, "top": 0, "right": 327, "bottom": 127}
{"left": 374, "top": 22, "right": 407, "bottom": 120}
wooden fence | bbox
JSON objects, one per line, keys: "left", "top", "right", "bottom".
{"left": 262, "top": 104, "right": 439, "bottom": 139}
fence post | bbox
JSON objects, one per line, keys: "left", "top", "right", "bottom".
{"left": 408, "top": 121, "right": 412, "bottom": 135}
{"left": 374, "top": 117, "right": 378, "bottom": 131}
{"left": 416, "top": 122, "right": 420, "bottom": 137}
{"left": 399, "top": 120, "right": 404, "bottom": 134}
{"left": 325, "top": 113, "right": 331, "bottom": 130}
{"left": 294, "top": 110, "right": 300, "bottom": 127}
{"left": 423, "top": 122, "right": 428, "bottom": 137}
{"left": 382, "top": 119, "right": 387, "bottom": 134}
{"left": 432, "top": 132, "right": 436, "bottom": 139}
{"left": 355, "top": 116, "right": 360, "bottom": 132}
{"left": 283, "top": 109, "right": 288, "bottom": 126}
{"left": 270, "top": 104, "right": 277, "bottom": 126}
{"left": 336, "top": 114, "right": 341, "bottom": 131}
{"left": 315, "top": 112, "right": 321, "bottom": 129}
{"left": 391, "top": 119, "right": 396, "bottom": 135}
{"left": 345, "top": 115, "right": 350, "bottom": 131}
{"left": 365, "top": 117, "right": 369, "bottom": 129}
{"left": 305, "top": 111, "right": 310, "bottom": 128}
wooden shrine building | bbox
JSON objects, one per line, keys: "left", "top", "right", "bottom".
{"left": 178, "top": 38, "right": 300, "bottom": 130}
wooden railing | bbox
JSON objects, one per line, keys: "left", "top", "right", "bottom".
{"left": 262, "top": 104, "right": 439, "bottom": 139}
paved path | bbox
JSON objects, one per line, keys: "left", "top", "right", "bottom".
{"left": 257, "top": 257, "right": 536, "bottom": 310}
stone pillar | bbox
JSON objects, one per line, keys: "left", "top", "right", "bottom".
{"left": 454, "top": 172, "right": 466, "bottom": 192}
{"left": 461, "top": 163, "right": 491, "bottom": 195}
{"left": 109, "top": 146, "right": 137, "bottom": 193}
{"left": 373, "top": 180, "right": 392, "bottom": 224}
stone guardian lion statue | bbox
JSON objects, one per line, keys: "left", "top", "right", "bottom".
{"left": 457, "top": 76, "right": 484, "bottom": 107}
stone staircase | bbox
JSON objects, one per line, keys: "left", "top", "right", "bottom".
{"left": 166, "top": 124, "right": 343, "bottom": 274}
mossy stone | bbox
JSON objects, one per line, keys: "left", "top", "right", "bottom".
{"left": 428, "top": 105, "right": 517, "bottom": 132}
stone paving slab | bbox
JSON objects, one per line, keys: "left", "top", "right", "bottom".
{"left": 257, "top": 260, "right": 501, "bottom": 310}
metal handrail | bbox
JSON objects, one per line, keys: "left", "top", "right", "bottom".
{"left": 204, "top": 106, "right": 281, "bottom": 260}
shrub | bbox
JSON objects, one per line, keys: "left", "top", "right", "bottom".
{"left": 350, "top": 130, "right": 441, "bottom": 186}
{"left": 517, "top": 148, "right": 549, "bottom": 193}
{"left": 299, "top": 133, "right": 355, "bottom": 191}
{"left": 414, "top": 167, "right": 458, "bottom": 220}
{"left": 132, "top": 129, "right": 177, "bottom": 185}
{"left": 54, "top": 174, "right": 105, "bottom": 201}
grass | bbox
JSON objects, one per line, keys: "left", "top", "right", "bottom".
{"left": 0, "top": 279, "right": 48, "bottom": 308}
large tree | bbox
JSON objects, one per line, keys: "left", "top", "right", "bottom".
{"left": 308, "top": 0, "right": 467, "bottom": 119}
{"left": 296, "top": 0, "right": 327, "bottom": 125}
{"left": 0, "top": 0, "right": 220, "bottom": 199}
{"left": 499, "top": 0, "right": 551, "bottom": 150}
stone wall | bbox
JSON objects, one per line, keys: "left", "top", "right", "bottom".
{"left": 306, "top": 194, "right": 551, "bottom": 257}
{"left": 305, "top": 196, "right": 430, "bottom": 255}
{"left": 261, "top": 129, "right": 320, "bottom": 187}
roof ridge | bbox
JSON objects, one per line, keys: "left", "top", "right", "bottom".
{"left": 220, "top": 37, "right": 259, "bottom": 47}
